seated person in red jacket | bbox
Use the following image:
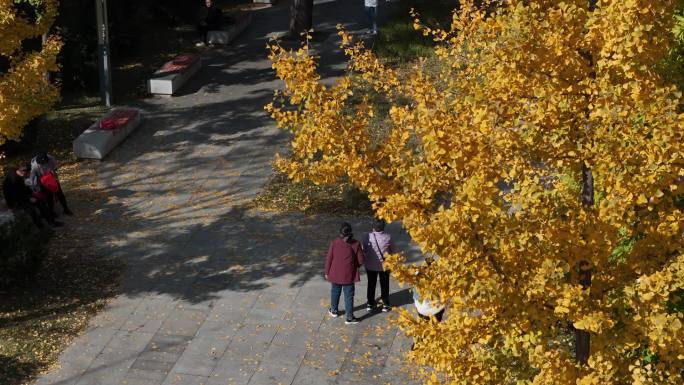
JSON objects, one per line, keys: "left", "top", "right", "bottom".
{"left": 325, "top": 222, "right": 365, "bottom": 324}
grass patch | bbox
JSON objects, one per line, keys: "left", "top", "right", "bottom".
{"left": 254, "top": 172, "right": 373, "bottom": 216}
{"left": 1, "top": 105, "right": 107, "bottom": 172}
{"left": 373, "top": 0, "right": 456, "bottom": 62}
{"left": 0, "top": 228, "right": 123, "bottom": 385}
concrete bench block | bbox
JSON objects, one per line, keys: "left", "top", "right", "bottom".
{"left": 73, "top": 108, "right": 142, "bottom": 160}
{"left": 207, "top": 13, "right": 253, "bottom": 45}
{"left": 148, "top": 55, "right": 202, "bottom": 95}
{"left": 0, "top": 203, "right": 14, "bottom": 228}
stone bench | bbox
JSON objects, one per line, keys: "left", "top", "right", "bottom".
{"left": 148, "top": 54, "right": 202, "bottom": 95}
{"left": 0, "top": 203, "right": 14, "bottom": 228}
{"left": 207, "top": 13, "right": 253, "bottom": 45}
{"left": 73, "top": 108, "right": 142, "bottom": 160}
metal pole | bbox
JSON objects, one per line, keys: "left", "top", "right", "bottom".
{"left": 42, "top": 33, "right": 50, "bottom": 81}
{"left": 95, "top": 0, "right": 112, "bottom": 107}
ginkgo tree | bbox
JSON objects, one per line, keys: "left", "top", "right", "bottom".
{"left": 0, "top": 0, "right": 61, "bottom": 146}
{"left": 268, "top": 0, "right": 684, "bottom": 384}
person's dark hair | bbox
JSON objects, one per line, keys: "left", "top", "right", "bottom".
{"left": 36, "top": 153, "right": 49, "bottom": 165}
{"left": 372, "top": 218, "right": 385, "bottom": 232}
{"left": 340, "top": 222, "right": 353, "bottom": 239}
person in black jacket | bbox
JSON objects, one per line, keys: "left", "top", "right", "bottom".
{"left": 2, "top": 165, "right": 62, "bottom": 228}
{"left": 196, "top": 0, "right": 223, "bottom": 45}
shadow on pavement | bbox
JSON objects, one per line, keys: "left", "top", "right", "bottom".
{"left": 61, "top": 0, "right": 423, "bottom": 305}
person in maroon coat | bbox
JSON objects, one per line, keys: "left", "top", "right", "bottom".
{"left": 325, "top": 222, "right": 365, "bottom": 324}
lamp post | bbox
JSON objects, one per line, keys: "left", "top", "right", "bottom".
{"left": 95, "top": 0, "right": 112, "bottom": 107}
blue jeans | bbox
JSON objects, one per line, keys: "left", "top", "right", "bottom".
{"left": 365, "top": 6, "right": 377, "bottom": 32}
{"left": 331, "top": 283, "right": 355, "bottom": 320}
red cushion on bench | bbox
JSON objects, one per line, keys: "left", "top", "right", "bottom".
{"left": 157, "top": 55, "right": 200, "bottom": 74}
{"left": 99, "top": 109, "right": 139, "bottom": 130}
{"left": 173, "top": 55, "right": 197, "bottom": 65}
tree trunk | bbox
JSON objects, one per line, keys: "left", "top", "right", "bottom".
{"left": 575, "top": 0, "right": 597, "bottom": 366}
{"left": 42, "top": 34, "right": 50, "bottom": 82}
{"left": 576, "top": 159, "right": 592, "bottom": 365}
{"left": 575, "top": 259, "right": 592, "bottom": 364}
{"left": 289, "top": 0, "right": 314, "bottom": 36}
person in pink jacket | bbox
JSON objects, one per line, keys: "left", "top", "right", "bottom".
{"left": 325, "top": 222, "right": 365, "bottom": 324}
{"left": 362, "top": 219, "right": 395, "bottom": 312}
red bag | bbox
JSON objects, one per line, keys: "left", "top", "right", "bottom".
{"left": 40, "top": 171, "right": 59, "bottom": 193}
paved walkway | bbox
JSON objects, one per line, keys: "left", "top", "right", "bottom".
{"left": 35, "top": 1, "right": 423, "bottom": 385}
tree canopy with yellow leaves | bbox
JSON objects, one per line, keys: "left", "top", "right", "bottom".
{"left": 0, "top": 0, "right": 61, "bottom": 146}
{"left": 268, "top": 0, "right": 684, "bottom": 384}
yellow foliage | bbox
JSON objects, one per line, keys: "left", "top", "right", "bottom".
{"left": 0, "top": 0, "right": 61, "bottom": 145}
{"left": 268, "top": 0, "right": 684, "bottom": 384}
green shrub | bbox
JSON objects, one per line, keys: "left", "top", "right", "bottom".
{"left": 660, "top": 5, "right": 684, "bottom": 94}
{"left": 373, "top": 0, "right": 456, "bottom": 62}
{"left": 0, "top": 211, "right": 52, "bottom": 287}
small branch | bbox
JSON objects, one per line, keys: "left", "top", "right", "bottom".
{"left": 581, "top": 163, "right": 594, "bottom": 207}
{"left": 487, "top": 255, "right": 505, "bottom": 277}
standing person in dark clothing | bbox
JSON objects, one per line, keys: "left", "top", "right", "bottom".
{"left": 325, "top": 222, "right": 365, "bottom": 324}
{"left": 362, "top": 219, "right": 394, "bottom": 312}
{"left": 2, "top": 165, "right": 62, "bottom": 228}
{"left": 196, "top": 0, "right": 222, "bottom": 45}
{"left": 29, "top": 153, "right": 73, "bottom": 216}
{"left": 364, "top": 0, "right": 379, "bottom": 35}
